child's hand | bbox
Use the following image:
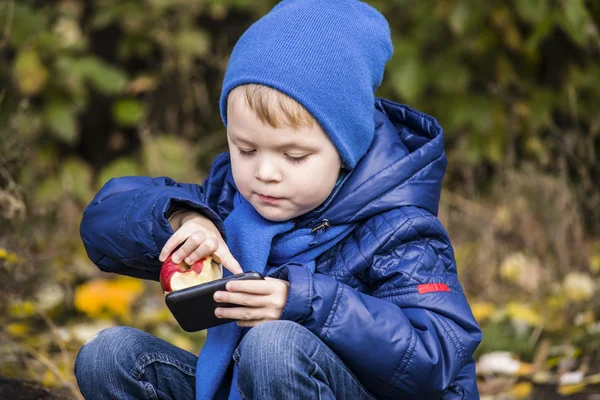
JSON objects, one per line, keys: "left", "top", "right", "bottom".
{"left": 159, "top": 212, "right": 243, "bottom": 275}
{"left": 213, "top": 277, "right": 289, "bottom": 327}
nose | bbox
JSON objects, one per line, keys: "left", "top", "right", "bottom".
{"left": 255, "top": 157, "right": 282, "bottom": 182}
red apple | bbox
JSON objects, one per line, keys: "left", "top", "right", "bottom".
{"left": 160, "top": 254, "right": 223, "bottom": 293}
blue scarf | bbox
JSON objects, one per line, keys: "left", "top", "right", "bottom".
{"left": 195, "top": 192, "right": 356, "bottom": 399}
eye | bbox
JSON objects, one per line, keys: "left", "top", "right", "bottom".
{"left": 286, "top": 154, "right": 309, "bottom": 164}
{"left": 237, "top": 148, "right": 256, "bottom": 158}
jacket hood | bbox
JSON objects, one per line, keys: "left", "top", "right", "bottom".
{"left": 296, "top": 98, "right": 447, "bottom": 228}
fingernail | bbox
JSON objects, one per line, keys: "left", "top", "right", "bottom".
{"left": 215, "top": 309, "right": 222, "bottom": 317}
{"left": 185, "top": 257, "right": 192, "bottom": 264}
{"left": 214, "top": 292, "right": 222, "bottom": 301}
{"left": 226, "top": 282, "right": 233, "bottom": 291}
{"left": 172, "top": 256, "right": 180, "bottom": 263}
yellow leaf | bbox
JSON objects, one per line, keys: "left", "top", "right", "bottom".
{"left": 74, "top": 277, "right": 144, "bottom": 319}
{"left": 586, "top": 373, "right": 600, "bottom": 384}
{"left": 0, "top": 248, "right": 22, "bottom": 263}
{"left": 113, "top": 276, "right": 144, "bottom": 294}
{"left": 547, "top": 295, "right": 568, "bottom": 310}
{"left": 506, "top": 302, "right": 542, "bottom": 326}
{"left": 8, "top": 301, "right": 37, "bottom": 318}
{"left": 557, "top": 382, "right": 587, "bottom": 396}
{"left": 590, "top": 254, "right": 600, "bottom": 274}
{"left": 13, "top": 49, "right": 49, "bottom": 96}
{"left": 511, "top": 382, "right": 533, "bottom": 398}
{"left": 41, "top": 369, "right": 57, "bottom": 387}
{"left": 546, "top": 356, "right": 561, "bottom": 369}
{"left": 516, "top": 363, "right": 534, "bottom": 377}
{"left": 471, "top": 302, "right": 496, "bottom": 323}
{"left": 6, "top": 323, "right": 29, "bottom": 336}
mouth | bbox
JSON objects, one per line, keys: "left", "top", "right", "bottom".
{"left": 256, "top": 193, "right": 282, "bottom": 203}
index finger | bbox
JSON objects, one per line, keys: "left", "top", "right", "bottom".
{"left": 214, "top": 247, "right": 243, "bottom": 275}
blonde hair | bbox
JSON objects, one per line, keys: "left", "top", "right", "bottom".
{"left": 228, "top": 84, "right": 316, "bottom": 129}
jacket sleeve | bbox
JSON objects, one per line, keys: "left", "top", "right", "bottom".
{"left": 271, "top": 211, "right": 482, "bottom": 399}
{"left": 80, "top": 154, "right": 231, "bottom": 281}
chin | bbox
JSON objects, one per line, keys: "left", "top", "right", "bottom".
{"left": 257, "top": 209, "right": 293, "bottom": 222}
{"left": 252, "top": 205, "right": 295, "bottom": 222}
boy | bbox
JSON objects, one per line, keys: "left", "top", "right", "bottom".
{"left": 75, "top": 0, "right": 482, "bottom": 399}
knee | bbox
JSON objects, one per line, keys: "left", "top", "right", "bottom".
{"left": 74, "top": 326, "right": 140, "bottom": 390}
{"left": 235, "top": 321, "right": 313, "bottom": 380}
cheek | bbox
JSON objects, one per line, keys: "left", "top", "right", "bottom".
{"left": 230, "top": 158, "right": 251, "bottom": 191}
{"left": 290, "top": 163, "right": 338, "bottom": 201}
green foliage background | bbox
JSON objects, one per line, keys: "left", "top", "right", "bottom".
{"left": 0, "top": 0, "right": 599, "bottom": 398}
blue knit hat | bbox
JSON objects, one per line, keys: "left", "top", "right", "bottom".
{"left": 219, "top": 0, "right": 393, "bottom": 169}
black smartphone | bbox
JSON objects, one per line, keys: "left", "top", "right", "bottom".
{"left": 165, "top": 271, "right": 264, "bottom": 332}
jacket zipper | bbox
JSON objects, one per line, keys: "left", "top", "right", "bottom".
{"left": 311, "top": 219, "right": 331, "bottom": 233}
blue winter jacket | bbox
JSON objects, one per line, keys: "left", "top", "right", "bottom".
{"left": 80, "top": 98, "right": 482, "bottom": 399}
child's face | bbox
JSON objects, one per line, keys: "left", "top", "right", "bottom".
{"left": 227, "top": 96, "right": 342, "bottom": 222}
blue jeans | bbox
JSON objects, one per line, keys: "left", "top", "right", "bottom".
{"left": 74, "top": 320, "right": 375, "bottom": 399}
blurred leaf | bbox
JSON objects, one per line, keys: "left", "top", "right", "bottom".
{"left": 525, "top": 136, "right": 550, "bottom": 165}
{"left": 8, "top": 301, "right": 37, "bottom": 318}
{"left": 516, "top": 0, "right": 549, "bottom": 23}
{"left": 500, "top": 252, "right": 541, "bottom": 293}
{"left": 448, "top": 0, "right": 470, "bottom": 35}
{"left": 525, "top": 14, "right": 556, "bottom": 52}
{"left": 557, "top": 382, "right": 587, "bottom": 396}
{"left": 33, "top": 176, "right": 63, "bottom": 207}
{"left": 12, "top": 49, "right": 49, "bottom": 96}
{"left": 477, "top": 322, "right": 534, "bottom": 357}
{"left": 142, "top": 135, "right": 198, "bottom": 180}
{"left": 9, "top": 4, "right": 48, "bottom": 47}
{"left": 117, "top": 36, "right": 154, "bottom": 60}
{"left": 563, "top": 272, "right": 595, "bottom": 302}
{"left": 61, "top": 157, "right": 94, "bottom": 204}
{"left": 560, "top": 0, "right": 592, "bottom": 46}
{"left": 506, "top": 302, "right": 542, "bottom": 326}
{"left": 128, "top": 75, "right": 158, "bottom": 94}
{"left": 44, "top": 100, "right": 78, "bottom": 144}
{"left": 434, "top": 63, "right": 469, "bottom": 94}
{"left": 511, "top": 382, "right": 533, "bottom": 398}
{"left": 496, "top": 55, "right": 516, "bottom": 85}
{"left": 471, "top": 301, "right": 496, "bottom": 323}
{"left": 53, "top": 17, "right": 82, "bottom": 48}
{"left": 590, "top": 254, "right": 600, "bottom": 274}
{"left": 6, "top": 323, "right": 30, "bottom": 337}
{"left": 90, "top": 8, "right": 117, "bottom": 29}
{"left": 96, "top": 157, "right": 142, "bottom": 188}
{"left": 74, "top": 277, "right": 144, "bottom": 319}
{"left": 71, "top": 57, "right": 128, "bottom": 95}
{"left": 176, "top": 30, "right": 210, "bottom": 56}
{"left": 112, "top": 98, "right": 146, "bottom": 127}
{"left": 390, "top": 58, "right": 427, "bottom": 102}
{"left": 41, "top": 369, "right": 58, "bottom": 388}
{"left": 34, "top": 284, "right": 65, "bottom": 312}
{"left": 0, "top": 248, "right": 22, "bottom": 264}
